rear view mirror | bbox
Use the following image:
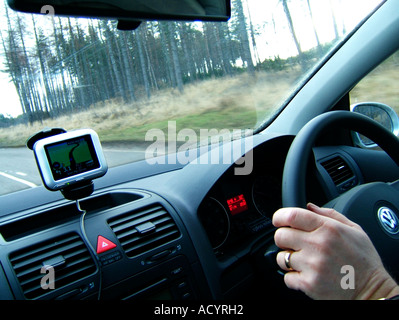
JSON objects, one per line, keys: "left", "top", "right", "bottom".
{"left": 351, "top": 102, "right": 399, "bottom": 148}
{"left": 7, "top": 0, "right": 230, "bottom": 23}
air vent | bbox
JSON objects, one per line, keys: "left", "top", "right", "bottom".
{"left": 9, "top": 233, "right": 96, "bottom": 300}
{"left": 321, "top": 156, "right": 354, "bottom": 186}
{"left": 108, "top": 204, "right": 180, "bottom": 258}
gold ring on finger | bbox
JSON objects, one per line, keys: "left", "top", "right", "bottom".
{"left": 284, "top": 251, "right": 294, "bottom": 271}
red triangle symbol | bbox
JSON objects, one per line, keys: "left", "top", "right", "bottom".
{"left": 96, "top": 235, "right": 117, "bottom": 254}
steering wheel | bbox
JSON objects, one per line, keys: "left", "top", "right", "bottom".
{"left": 282, "top": 110, "right": 399, "bottom": 280}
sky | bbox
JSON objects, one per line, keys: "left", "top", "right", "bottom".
{"left": 246, "top": 0, "right": 383, "bottom": 60}
{"left": 0, "top": 74, "right": 21, "bottom": 117}
{"left": 0, "top": 0, "right": 383, "bottom": 118}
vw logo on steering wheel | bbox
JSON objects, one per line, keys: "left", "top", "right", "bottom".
{"left": 377, "top": 206, "right": 399, "bottom": 235}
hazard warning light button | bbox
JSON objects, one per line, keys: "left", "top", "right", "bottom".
{"left": 96, "top": 235, "right": 117, "bottom": 254}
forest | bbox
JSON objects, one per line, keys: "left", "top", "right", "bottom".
{"left": 0, "top": 0, "right": 341, "bottom": 129}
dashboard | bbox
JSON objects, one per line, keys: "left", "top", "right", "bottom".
{"left": 197, "top": 139, "right": 286, "bottom": 259}
{"left": 1, "top": 132, "right": 399, "bottom": 300}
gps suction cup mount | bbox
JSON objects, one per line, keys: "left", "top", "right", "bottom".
{"left": 26, "top": 127, "right": 67, "bottom": 150}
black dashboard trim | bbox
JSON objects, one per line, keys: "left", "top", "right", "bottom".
{"left": 1, "top": 132, "right": 399, "bottom": 300}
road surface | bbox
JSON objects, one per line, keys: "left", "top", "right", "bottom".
{"left": 0, "top": 145, "right": 148, "bottom": 196}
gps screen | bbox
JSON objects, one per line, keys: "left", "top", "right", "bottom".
{"left": 45, "top": 134, "right": 100, "bottom": 181}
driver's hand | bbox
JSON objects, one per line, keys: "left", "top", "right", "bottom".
{"left": 272, "top": 203, "right": 399, "bottom": 300}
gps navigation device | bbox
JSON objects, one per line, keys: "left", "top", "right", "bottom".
{"left": 32, "top": 129, "right": 108, "bottom": 191}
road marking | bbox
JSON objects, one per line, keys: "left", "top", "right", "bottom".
{"left": 0, "top": 171, "right": 37, "bottom": 188}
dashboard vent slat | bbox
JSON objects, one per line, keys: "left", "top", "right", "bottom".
{"left": 321, "top": 156, "right": 354, "bottom": 186}
{"left": 9, "top": 233, "right": 96, "bottom": 300}
{"left": 108, "top": 204, "right": 180, "bottom": 258}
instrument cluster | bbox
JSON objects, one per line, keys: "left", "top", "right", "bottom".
{"left": 197, "top": 163, "right": 283, "bottom": 256}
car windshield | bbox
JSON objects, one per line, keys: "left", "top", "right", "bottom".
{"left": 0, "top": 0, "right": 383, "bottom": 195}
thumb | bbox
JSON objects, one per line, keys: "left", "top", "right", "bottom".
{"left": 306, "top": 203, "right": 358, "bottom": 227}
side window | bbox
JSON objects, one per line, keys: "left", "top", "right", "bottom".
{"left": 350, "top": 50, "right": 399, "bottom": 116}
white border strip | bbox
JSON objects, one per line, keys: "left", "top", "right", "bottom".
{"left": 0, "top": 171, "right": 37, "bottom": 188}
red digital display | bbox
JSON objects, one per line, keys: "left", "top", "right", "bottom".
{"left": 227, "top": 194, "right": 248, "bottom": 215}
